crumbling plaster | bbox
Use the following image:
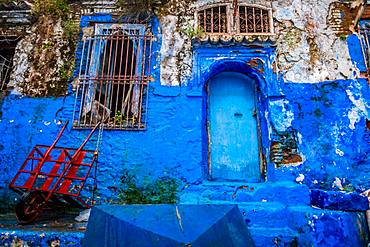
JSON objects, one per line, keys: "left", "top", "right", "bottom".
{"left": 158, "top": 0, "right": 362, "bottom": 85}
{"left": 273, "top": 0, "right": 359, "bottom": 83}
{"left": 9, "top": 17, "right": 70, "bottom": 96}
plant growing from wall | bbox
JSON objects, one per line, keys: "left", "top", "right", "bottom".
{"left": 117, "top": 169, "right": 179, "bottom": 204}
{"left": 116, "top": 0, "right": 170, "bottom": 22}
{"left": 182, "top": 26, "right": 205, "bottom": 39}
{"left": 18, "top": 0, "right": 80, "bottom": 97}
{"left": 33, "top": 0, "right": 70, "bottom": 19}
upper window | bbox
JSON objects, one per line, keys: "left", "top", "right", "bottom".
{"left": 198, "top": 5, "right": 228, "bottom": 34}
{"left": 73, "top": 24, "right": 154, "bottom": 130}
{"left": 238, "top": 5, "right": 271, "bottom": 34}
{"left": 196, "top": 3, "right": 273, "bottom": 36}
{"left": 0, "top": 54, "right": 12, "bottom": 91}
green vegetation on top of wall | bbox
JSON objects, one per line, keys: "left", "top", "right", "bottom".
{"left": 33, "top": 0, "right": 70, "bottom": 19}
{"left": 116, "top": 0, "right": 169, "bottom": 21}
{"left": 18, "top": 0, "right": 80, "bottom": 97}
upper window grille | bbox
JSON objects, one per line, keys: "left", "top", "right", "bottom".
{"left": 198, "top": 5, "right": 228, "bottom": 34}
{"left": 73, "top": 24, "right": 154, "bottom": 130}
{"left": 360, "top": 28, "right": 370, "bottom": 72}
{"left": 196, "top": 3, "right": 273, "bottom": 36}
{"left": 0, "top": 55, "right": 12, "bottom": 91}
{"left": 238, "top": 5, "right": 271, "bottom": 34}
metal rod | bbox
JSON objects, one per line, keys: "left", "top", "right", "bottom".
{"left": 45, "top": 122, "right": 101, "bottom": 202}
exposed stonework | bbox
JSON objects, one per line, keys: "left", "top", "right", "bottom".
{"left": 4, "top": 0, "right": 367, "bottom": 89}
{"left": 159, "top": 0, "right": 364, "bottom": 85}
{"left": 9, "top": 16, "right": 72, "bottom": 96}
{"left": 273, "top": 0, "right": 361, "bottom": 83}
{"left": 159, "top": 0, "right": 194, "bottom": 85}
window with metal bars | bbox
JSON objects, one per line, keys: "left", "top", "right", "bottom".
{"left": 197, "top": 4, "right": 273, "bottom": 35}
{"left": 238, "top": 5, "right": 271, "bottom": 34}
{"left": 360, "top": 27, "right": 370, "bottom": 72}
{"left": 0, "top": 54, "right": 12, "bottom": 91}
{"left": 198, "top": 5, "right": 228, "bottom": 34}
{"left": 73, "top": 24, "right": 154, "bottom": 130}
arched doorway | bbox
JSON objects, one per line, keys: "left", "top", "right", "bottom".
{"left": 207, "top": 71, "right": 260, "bottom": 182}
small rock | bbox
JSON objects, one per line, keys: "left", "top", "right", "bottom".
{"left": 75, "top": 209, "right": 91, "bottom": 222}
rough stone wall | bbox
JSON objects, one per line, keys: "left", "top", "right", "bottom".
{"left": 6, "top": 1, "right": 364, "bottom": 88}
{"left": 273, "top": 0, "right": 361, "bottom": 83}
{"left": 157, "top": 0, "right": 364, "bottom": 85}
{"left": 9, "top": 16, "right": 71, "bottom": 96}
{"left": 158, "top": 0, "right": 194, "bottom": 86}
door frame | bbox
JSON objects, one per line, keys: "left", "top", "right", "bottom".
{"left": 205, "top": 72, "right": 264, "bottom": 182}
{"left": 192, "top": 46, "right": 280, "bottom": 183}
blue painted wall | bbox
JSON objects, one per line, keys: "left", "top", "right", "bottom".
{"left": 0, "top": 13, "right": 369, "bottom": 207}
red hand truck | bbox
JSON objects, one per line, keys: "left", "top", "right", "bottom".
{"left": 9, "top": 121, "right": 101, "bottom": 224}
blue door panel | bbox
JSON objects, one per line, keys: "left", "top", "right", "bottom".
{"left": 209, "top": 72, "right": 260, "bottom": 182}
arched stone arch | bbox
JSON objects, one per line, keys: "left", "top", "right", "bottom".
{"left": 201, "top": 59, "right": 269, "bottom": 99}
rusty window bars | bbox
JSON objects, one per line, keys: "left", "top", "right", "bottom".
{"left": 360, "top": 28, "right": 370, "bottom": 74}
{"left": 0, "top": 54, "right": 12, "bottom": 91}
{"left": 73, "top": 24, "right": 154, "bottom": 130}
{"left": 198, "top": 5, "right": 228, "bottom": 34}
{"left": 197, "top": 4, "right": 273, "bottom": 35}
{"left": 238, "top": 5, "right": 271, "bottom": 34}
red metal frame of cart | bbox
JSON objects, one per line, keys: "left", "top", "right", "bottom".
{"left": 9, "top": 121, "right": 101, "bottom": 224}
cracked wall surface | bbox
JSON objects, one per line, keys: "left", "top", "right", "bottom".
{"left": 157, "top": 0, "right": 363, "bottom": 85}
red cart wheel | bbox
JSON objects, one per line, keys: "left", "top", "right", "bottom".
{"left": 15, "top": 191, "right": 44, "bottom": 225}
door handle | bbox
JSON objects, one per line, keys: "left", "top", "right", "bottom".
{"left": 234, "top": 113, "right": 243, "bottom": 117}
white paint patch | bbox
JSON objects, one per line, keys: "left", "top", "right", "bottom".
{"left": 335, "top": 148, "right": 344, "bottom": 157}
{"left": 345, "top": 84, "right": 368, "bottom": 130}
{"left": 297, "top": 132, "right": 303, "bottom": 145}
{"left": 346, "top": 89, "right": 368, "bottom": 114}
{"left": 296, "top": 174, "right": 305, "bottom": 183}
{"left": 348, "top": 108, "right": 361, "bottom": 130}
{"left": 333, "top": 177, "right": 344, "bottom": 190}
{"left": 269, "top": 99, "right": 294, "bottom": 132}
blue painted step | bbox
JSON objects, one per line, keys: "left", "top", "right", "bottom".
{"left": 249, "top": 227, "right": 298, "bottom": 247}
{"left": 238, "top": 202, "right": 289, "bottom": 228}
{"left": 180, "top": 181, "right": 310, "bottom": 206}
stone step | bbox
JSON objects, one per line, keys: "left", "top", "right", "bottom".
{"left": 238, "top": 202, "right": 289, "bottom": 228}
{"left": 249, "top": 227, "right": 298, "bottom": 247}
{"left": 179, "top": 199, "right": 310, "bottom": 229}
{"left": 180, "top": 181, "right": 310, "bottom": 206}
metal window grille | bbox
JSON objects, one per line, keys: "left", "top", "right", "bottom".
{"left": 198, "top": 5, "right": 228, "bottom": 34}
{"left": 238, "top": 6, "right": 271, "bottom": 34}
{"left": 0, "top": 54, "right": 12, "bottom": 91}
{"left": 73, "top": 24, "right": 154, "bottom": 130}
{"left": 360, "top": 28, "right": 370, "bottom": 73}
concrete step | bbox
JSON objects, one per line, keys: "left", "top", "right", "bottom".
{"left": 249, "top": 227, "right": 298, "bottom": 247}
{"left": 180, "top": 181, "right": 310, "bottom": 206}
{"left": 238, "top": 202, "right": 289, "bottom": 228}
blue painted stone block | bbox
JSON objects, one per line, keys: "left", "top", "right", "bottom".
{"left": 84, "top": 204, "right": 255, "bottom": 247}
{"left": 310, "top": 189, "right": 369, "bottom": 211}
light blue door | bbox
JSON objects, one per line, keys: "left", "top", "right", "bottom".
{"left": 208, "top": 72, "right": 260, "bottom": 182}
